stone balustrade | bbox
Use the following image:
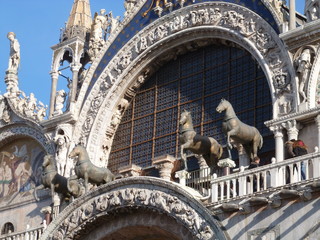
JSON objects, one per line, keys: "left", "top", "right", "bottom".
{"left": 179, "top": 151, "right": 320, "bottom": 203}
{"left": 0, "top": 226, "right": 44, "bottom": 240}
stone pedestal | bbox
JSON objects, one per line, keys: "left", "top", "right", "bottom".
{"left": 218, "top": 158, "right": 236, "bottom": 176}
{"left": 5, "top": 70, "right": 18, "bottom": 90}
{"left": 119, "top": 164, "right": 142, "bottom": 177}
{"left": 152, "top": 155, "right": 176, "bottom": 181}
{"left": 40, "top": 206, "right": 52, "bottom": 225}
{"left": 175, "top": 170, "right": 190, "bottom": 186}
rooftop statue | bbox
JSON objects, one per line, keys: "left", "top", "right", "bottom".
{"left": 68, "top": 145, "right": 115, "bottom": 192}
{"left": 305, "top": 0, "right": 320, "bottom": 22}
{"left": 179, "top": 110, "right": 223, "bottom": 174}
{"left": 7, "top": 32, "right": 20, "bottom": 72}
{"left": 216, "top": 99, "right": 263, "bottom": 160}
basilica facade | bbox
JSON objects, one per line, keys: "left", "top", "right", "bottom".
{"left": 0, "top": 0, "right": 320, "bottom": 239}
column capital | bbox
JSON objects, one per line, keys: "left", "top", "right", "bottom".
{"left": 152, "top": 155, "right": 176, "bottom": 181}
{"left": 118, "top": 164, "right": 142, "bottom": 177}
{"left": 70, "top": 63, "right": 82, "bottom": 72}
{"left": 269, "top": 124, "right": 283, "bottom": 138}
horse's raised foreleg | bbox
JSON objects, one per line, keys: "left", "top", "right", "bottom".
{"left": 181, "top": 142, "right": 192, "bottom": 171}
{"left": 84, "top": 172, "right": 89, "bottom": 193}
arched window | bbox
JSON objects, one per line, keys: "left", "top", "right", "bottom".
{"left": 109, "top": 44, "right": 274, "bottom": 172}
{"left": 1, "top": 222, "right": 14, "bottom": 235}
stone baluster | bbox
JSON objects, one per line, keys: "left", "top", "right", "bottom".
{"left": 152, "top": 155, "right": 176, "bottom": 181}
{"left": 211, "top": 173, "right": 218, "bottom": 202}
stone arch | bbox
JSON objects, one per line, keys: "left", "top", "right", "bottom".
{"left": 0, "top": 125, "right": 54, "bottom": 154}
{"left": 51, "top": 47, "right": 74, "bottom": 72}
{"left": 308, "top": 46, "right": 320, "bottom": 108}
{"left": 40, "top": 177, "right": 229, "bottom": 240}
{"left": 74, "top": 2, "right": 295, "bottom": 164}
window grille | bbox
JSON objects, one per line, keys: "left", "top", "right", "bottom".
{"left": 109, "top": 44, "right": 274, "bottom": 172}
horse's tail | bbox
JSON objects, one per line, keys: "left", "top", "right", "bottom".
{"left": 218, "top": 144, "right": 223, "bottom": 159}
{"left": 259, "top": 134, "right": 263, "bottom": 149}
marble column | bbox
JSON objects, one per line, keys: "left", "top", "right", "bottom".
{"left": 70, "top": 63, "right": 82, "bottom": 103}
{"left": 49, "top": 71, "right": 59, "bottom": 118}
{"left": 289, "top": 0, "right": 296, "bottom": 30}
{"left": 152, "top": 155, "right": 176, "bottom": 181}
{"left": 270, "top": 125, "right": 284, "bottom": 162}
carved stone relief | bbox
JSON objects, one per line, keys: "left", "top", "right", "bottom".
{"left": 43, "top": 179, "right": 222, "bottom": 240}
{"left": 74, "top": 2, "right": 294, "bottom": 162}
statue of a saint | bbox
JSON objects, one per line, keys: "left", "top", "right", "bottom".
{"left": 296, "top": 48, "right": 312, "bottom": 103}
{"left": 305, "top": 0, "right": 320, "bottom": 22}
{"left": 7, "top": 32, "right": 20, "bottom": 72}
{"left": 54, "top": 90, "right": 67, "bottom": 116}
{"left": 91, "top": 9, "right": 108, "bottom": 41}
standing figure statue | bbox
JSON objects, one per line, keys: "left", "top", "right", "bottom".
{"left": 179, "top": 110, "right": 223, "bottom": 173}
{"left": 296, "top": 48, "right": 312, "bottom": 104}
{"left": 7, "top": 32, "right": 20, "bottom": 72}
{"left": 305, "top": 0, "right": 320, "bottom": 22}
{"left": 53, "top": 90, "right": 67, "bottom": 116}
{"left": 216, "top": 99, "right": 263, "bottom": 160}
{"left": 91, "top": 9, "right": 108, "bottom": 41}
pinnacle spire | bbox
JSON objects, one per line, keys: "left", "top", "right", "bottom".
{"left": 62, "top": 0, "right": 92, "bottom": 41}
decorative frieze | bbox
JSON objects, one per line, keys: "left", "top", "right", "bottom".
{"left": 49, "top": 187, "right": 216, "bottom": 240}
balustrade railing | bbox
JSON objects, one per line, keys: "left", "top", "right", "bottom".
{"left": 184, "top": 151, "right": 320, "bottom": 203}
{"left": 0, "top": 226, "right": 44, "bottom": 240}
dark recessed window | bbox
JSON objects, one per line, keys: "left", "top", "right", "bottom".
{"left": 1, "top": 222, "right": 14, "bottom": 235}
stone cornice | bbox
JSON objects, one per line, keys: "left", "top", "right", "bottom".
{"left": 265, "top": 107, "right": 320, "bottom": 127}
{"left": 280, "top": 19, "right": 320, "bottom": 51}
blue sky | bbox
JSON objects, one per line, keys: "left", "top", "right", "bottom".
{"left": 0, "top": 1, "right": 305, "bottom": 106}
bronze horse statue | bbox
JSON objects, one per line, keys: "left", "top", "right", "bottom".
{"left": 68, "top": 145, "right": 115, "bottom": 192}
{"left": 34, "top": 154, "right": 71, "bottom": 201}
{"left": 216, "top": 99, "right": 263, "bottom": 160}
{"left": 179, "top": 110, "right": 223, "bottom": 173}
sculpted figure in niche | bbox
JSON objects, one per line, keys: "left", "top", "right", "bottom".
{"left": 296, "top": 48, "right": 312, "bottom": 103}
{"left": 7, "top": 32, "right": 20, "bottom": 72}
{"left": 305, "top": 0, "right": 320, "bottom": 22}
{"left": 54, "top": 90, "right": 67, "bottom": 116}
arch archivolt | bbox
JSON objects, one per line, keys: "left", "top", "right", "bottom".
{"left": 0, "top": 125, "right": 54, "bottom": 154}
{"left": 74, "top": 2, "right": 295, "bottom": 163}
{"left": 308, "top": 45, "right": 320, "bottom": 108}
{"left": 41, "top": 177, "right": 227, "bottom": 240}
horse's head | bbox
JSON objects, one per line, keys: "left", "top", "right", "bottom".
{"left": 68, "top": 145, "right": 81, "bottom": 159}
{"left": 216, "top": 98, "right": 229, "bottom": 113}
{"left": 42, "top": 154, "right": 54, "bottom": 168}
{"left": 179, "top": 110, "right": 191, "bottom": 125}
